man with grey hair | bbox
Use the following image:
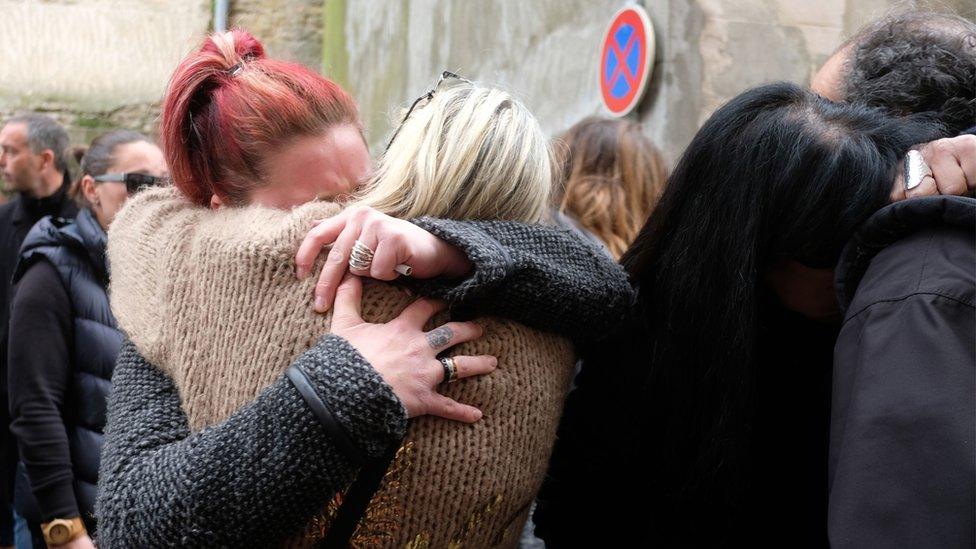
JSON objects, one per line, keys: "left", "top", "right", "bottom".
{"left": 0, "top": 114, "right": 76, "bottom": 549}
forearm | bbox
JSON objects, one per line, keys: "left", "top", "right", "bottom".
{"left": 96, "top": 336, "right": 407, "bottom": 548}
{"left": 9, "top": 410, "right": 77, "bottom": 520}
{"left": 8, "top": 260, "right": 77, "bottom": 519}
{"left": 408, "top": 218, "right": 634, "bottom": 342}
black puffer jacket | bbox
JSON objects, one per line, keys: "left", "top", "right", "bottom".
{"left": 10, "top": 208, "right": 121, "bottom": 532}
{"left": 829, "top": 196, "right": 975, "bottom": 548}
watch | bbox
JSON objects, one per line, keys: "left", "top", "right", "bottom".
{"left": 41, "top": 517, "right": 86, "bottom": 546}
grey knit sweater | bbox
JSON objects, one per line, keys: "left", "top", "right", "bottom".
{"left": 95, "top": 218, "right": 633, "bottom": 548}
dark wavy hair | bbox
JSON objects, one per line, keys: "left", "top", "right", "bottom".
{"left": 843, "top": 10, "right": 976, "bottom": 134}
{"left": 621, "top": 82, "right": 943, "bottom": 505}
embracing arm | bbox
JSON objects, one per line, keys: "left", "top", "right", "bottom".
{"left": 405, "top": 218, "right": 634, "bottom": 343}
{"left": 295, "top": 207, "right": 634, "bottom": 345}
{"left": 828, "top": 294, "right": 975, "bottom": 548}
{"left": 95, "top": 336, "right": 407, "bottom": 549}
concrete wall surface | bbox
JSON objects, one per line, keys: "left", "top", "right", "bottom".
{"left": 0, "top": 0, "right": 971, "bottom": 163}
{"left": 327, "top": 0, "right": 974, "bottom": 163}
{"left": 0, "top": 0, "right": 211, "bottom": 144}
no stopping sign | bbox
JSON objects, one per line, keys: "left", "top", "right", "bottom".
{"left": 600, "top": 6, "right": 655, "bottom": 116}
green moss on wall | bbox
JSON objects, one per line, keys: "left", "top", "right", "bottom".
{"left": 322, "top": 0, "right": 350, "bottom": 90}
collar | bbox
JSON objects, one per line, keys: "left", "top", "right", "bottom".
{"left": 12, "top": 172, "right": 72, "bottom": 225}
{"left": 834, "top": 195, "right": 976, "bottom": 312}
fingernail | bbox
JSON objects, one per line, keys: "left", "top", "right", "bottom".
{"left": 472, "top": 409, "right": 483, "bottom": 421}
{"left": 296, "top": 266, "right": 308, "bottom": 279}
{"left": 314, "top": 295, "right": 326, "bottom": 312}
{"left": 491, "top": 357, "right": 498, "bottom": 367}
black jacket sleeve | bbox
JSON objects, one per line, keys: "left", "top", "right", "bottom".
{"left": 95, "top": 336, "right": 407, "bottom": 549}
{"left": 7, "top": 259, "right": 78, "bottom": 520}
{"left": 408, "top": 218, "right": 634, "bottom": 343}
{"left": 828, "top": 292, "right": 975, "bottom": 548}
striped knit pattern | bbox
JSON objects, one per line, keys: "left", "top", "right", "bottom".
{"left": 107, "top": 187, "right": 576, "bottom": 548}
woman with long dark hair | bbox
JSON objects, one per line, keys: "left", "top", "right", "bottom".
{"left": 533, "top": 82, "right": 944, "bottom": 546}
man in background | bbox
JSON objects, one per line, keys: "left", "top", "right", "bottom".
{"left": 0, "top": 114, "right": 77, "bottom": 549}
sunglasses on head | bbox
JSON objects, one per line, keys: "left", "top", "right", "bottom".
{"left": 93, "top": 172, "right": 170, "bottom": 194}
{"left": 385, "top": 70, "right": 473, "bottom": 152}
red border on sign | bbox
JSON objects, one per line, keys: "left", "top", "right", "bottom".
{"left": 599, "top": 7, "right": 653, "bottom": 116}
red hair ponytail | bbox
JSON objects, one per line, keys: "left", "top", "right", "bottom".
{"left": 161, "top": 28, "right": 359, "bottom": 206}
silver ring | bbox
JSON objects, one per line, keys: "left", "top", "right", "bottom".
{"left": 440, "top": 357, "right": 458, "bottom": 384}
{"left": 904, "top": 150, "right": 933, "bottom": 191}
{"left": 349, "top": 240, "right": 374, "bottom": 271}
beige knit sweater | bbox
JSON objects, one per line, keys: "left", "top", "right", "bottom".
{"left": 107, "top": 187, "right": 576, "bottom": 548}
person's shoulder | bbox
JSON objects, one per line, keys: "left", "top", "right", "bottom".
{"left": 11, "top": 257, "right": 67, "bottom": 310}
{"left": 842, "top": 197, "right": 975, "bottom": 318}
{"left": 0, "top": 197, "right": 19, "bottom": 222}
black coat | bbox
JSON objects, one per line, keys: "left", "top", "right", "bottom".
{"left": 534, "top": 294, "right": 837, "bottom": 547}
{"left": 8, "top": 208, "right": 119, "bottom": 532}
{"left": 829, "top": 196, "right": 975, "bottom": 548}
{"left": 0, "top": 178, "right": 76, "bottom": 518}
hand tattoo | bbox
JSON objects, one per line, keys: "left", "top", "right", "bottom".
{"left": 426, "top": 326, "right": 454, "bottom": 349}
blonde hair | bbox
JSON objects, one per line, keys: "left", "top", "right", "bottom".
{"left": 353, "top": 83, "right": 553, "bottom": 223}
{"left": 555, "top": 117, "right": 668, "bottom": 259}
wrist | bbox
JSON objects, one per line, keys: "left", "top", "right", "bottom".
{"left": 435, "top": 238, "right": 473, "bottom": 278}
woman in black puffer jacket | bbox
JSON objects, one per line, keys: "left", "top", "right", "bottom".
{"left": 7, "top": 130, "right": 167, "bottom": 548}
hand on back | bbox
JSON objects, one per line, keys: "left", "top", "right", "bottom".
{"left": 329, "top": 273, "right": 495, "bottom": 423}
{"left": 892, "top": 134, "right": 976, "bottom": 201}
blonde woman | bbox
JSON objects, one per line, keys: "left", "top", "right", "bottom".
{"left": 97, "top": 31, "right": 630, "bottom": 548}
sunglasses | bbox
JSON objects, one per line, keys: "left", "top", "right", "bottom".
{"left": 385, "top": 70, "right": 472, "bottom": 152}
{"left": 93, "top": 172, "right": 170, "bottom": 194}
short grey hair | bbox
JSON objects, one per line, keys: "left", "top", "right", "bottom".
{"left": 6, "top": 113, "right": 71, "bottom": 174}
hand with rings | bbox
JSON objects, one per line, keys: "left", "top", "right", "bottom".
{"left": 329, "top": 273, "right": 496, "bottom": 423}
{"left": 295, "top": 205, "right": 474, "bottom": 313}
{"left": 892, "top": 134, "right": 976, "bottom": 202}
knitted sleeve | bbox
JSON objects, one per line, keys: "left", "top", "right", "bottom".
{"left": 95, "top": 336, "right": 407, "bottom": 548}
{"left": 408, "top": 218, "right": 634, "bottom": 343}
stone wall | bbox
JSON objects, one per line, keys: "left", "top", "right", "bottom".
{"left": 0, "top": 0, "right": 211, "bottom": 145}
{"left": 328, "top": 0, "right": 975, "bottom": 163}
{"left": 0, "top": 0, "right": 971, "bottom": 166}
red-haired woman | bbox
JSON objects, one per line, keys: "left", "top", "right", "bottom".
{"left": 95, "top": 29, "right": 630, "bottom": 548}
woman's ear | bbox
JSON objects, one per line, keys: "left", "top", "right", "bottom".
{"left": 80, "top": 175, "right": 98, "bottom": 206}
{"left": 210, "top": 194, "right": 223, "bottom": 209}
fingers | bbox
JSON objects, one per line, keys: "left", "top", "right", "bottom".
{"left": 890, "top": 164, "right": 908, "bottom": 202}
{"left": 369, "top": 240, "right": 401, "bottom": 281}
{"left": 330, "top": 273, "right": 363, "bottom": 330}
{"left": 426, "top": 393, "right": 483, "bottom": 423}
{"left": 314, "top": 223, "right": 360, "bottom": 312}
{"left": 349, "top": 223, "right": 379, "bottom": 277}
{"left": 448, "top": 355, "right": 498, "bottom": 381}
{"left": 905, "top": 174, "right": 938, "bottom": 199}
{"left": 295, "top": 214, "right": 348, "bottom": 279}
{"left": 424, "top": 321, "right": 483, "bottom": 352}
{"left": 397, "top": 298, "right": 447, "bottom": 328}
{"left": 951, "top": 134, "right": 976, "bottom": 192}
{"left": 921, "top": 138, "right": 968, "bottom": 197}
